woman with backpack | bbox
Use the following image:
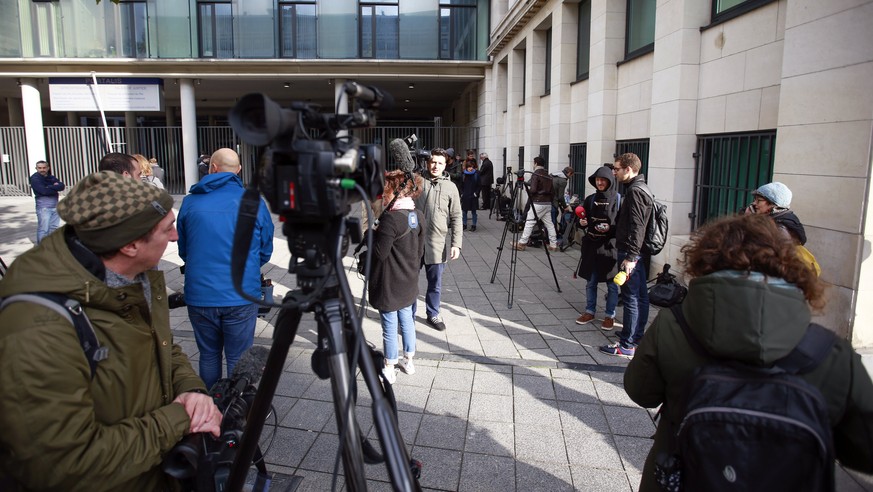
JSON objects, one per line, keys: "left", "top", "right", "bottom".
{"left": 575, "top": 165, "right": 621, "bottom": 330}
{"left": 624, "top": 214, "right": 873, "bottom": 491}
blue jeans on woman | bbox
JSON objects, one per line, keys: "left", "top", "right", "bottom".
{"left": 463, "top": 209, "right": 477, "bottom": 227}
{"left": 585, "top": 269, "right": 619, "bottom": 318}
{"left": 381, "top": 304, "right": 416, "bottom": 364}
{"left": 188, "top": 303, "right": 258, "bottom": 389}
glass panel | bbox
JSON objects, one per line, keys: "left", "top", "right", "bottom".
{"left": 120, "top": 2, "right": 148, "bottom": 58}
{"left": 439, "top": 8, "right": 450, "bottom": 59}
{"left": 400, "top": 0, "right": 436, "bottom": 59}
{"left": 0, "top": 1, "right": 22, "bottom": 56}
{"left": 280, "top": 5, "right": 294, "bottom": 56}
{"left": 361, "top": 5, "right": 374, "bottom": 58}
{"left": 200, "top": 5, "right": 216, "bottom": 57}
{"left": 200, "top": 3, "right": 233, "bottom": 58}
{"left": 576, "top": 0, "right": 590, "bottom": 79}
{"left": 215, "top": 4, "right": 233, "bottom": 58}
{"left": 60, "top": 0, "right": 109, "bottom": 57}
{"left": 716, "top": 0, "right": 747, "bottom": 14}
{"left": 319, "top": 1, "right": 357, "bottom": 58}
{"left": 440, "top": 0, "right": 477, "bottom": 5}
{"left": 544, "top": 28, "right": 551, "bottom": 94}
{"left": 238, "top": 0, "right": 274, "bottom": 58}
{"left": 374, "top": 5, "right": 399, "bottom": 58}
{"left": 440, "top": 6, "right": 476, "bottom": 60}
{"left": 626, "top": 0, "right": 655, "bottom": 55}
{"left": 154, "top": 0, "right": 194, "bottom": 57}
{"left": 297, "top": 4, "right": 317, "bottom": 58}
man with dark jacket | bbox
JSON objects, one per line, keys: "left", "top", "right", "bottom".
{"left": 177, "top": 148, "right": 274, "bottom": 389}
{"left": 0, "top": 171, "right": 220, "bottom": 490}
{"left": 511, "top": 156, "right": 559, "bottom": 251}
{"left": 29, "top": 160, "right": 65, "bottom": 243}
{"left": 599, "top": 152, "right": 653, "bottom": 358}
{"left": 478, "top": 152, "right": 494, "bottom": 210}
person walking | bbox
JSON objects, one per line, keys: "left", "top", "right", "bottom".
{"left": 413, "top": 148, "right": 463, "bottom": 332}
{"left": 369, "top": 171, "right": 426, "bottom": 384}
{"left": 461, "top": 157, "right": 480, "bottom": 231}
{"left": 29, "top": 160, "right": 65, "bottom": 244}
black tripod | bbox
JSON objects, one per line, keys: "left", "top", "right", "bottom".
{"left": 225, "top": 218, "right": 421, "bottom": 492}
{"left": 489, "top": 167, "right": 513, "bottom": 220}
{"left": 490, "top": 170, "right": 561, "bottom": 309}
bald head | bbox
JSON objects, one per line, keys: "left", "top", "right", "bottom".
{"left": 209, "top": 148, "right": 241, "bottom": 174}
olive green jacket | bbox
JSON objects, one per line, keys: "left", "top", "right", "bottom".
{"left": 0, "top": 227, "right": 206, "bottom": 491}
{"left": 414, "top": 173, "right": 463, "bottom": 265}
{"left": 625, "top": 271, "right": 873, "bottom": 491}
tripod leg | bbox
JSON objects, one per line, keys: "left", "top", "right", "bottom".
{"left": 524, "top": 191, "right": 562, "bottom": 294}
{"left": 226, "top": 299, "right": 303, "bottom": 492}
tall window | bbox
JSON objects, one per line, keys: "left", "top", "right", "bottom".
{"left": 360, "top": 1, "right": 399, "bottom": 59}
{"left": 518, "top": 146, "right": 525, "bottom": 171}
{"left": 569, "top": 143, "right": 587, "bottom": 197}
{"left": 199, "top": 1, "right": 233, "bottom": 58}
{"left": 539, "top": 145, "right": 549, "bottom": 167}
{"left": 543, "top": 28, "right": 552, "bottom": 95}
{"left": 576, "top": 0, "right": 591, "bottom": 80}
{"left": 692, "top": 131, "right": 776, "bottom": 229}
{"left": 711, "top": 0, "right": 773, "bottom": 24}
{"left": 615, "top": 139, "right": 650, "bottom": 195}
{"left": 625, "top": 0, "right": 655, "bottom": 59}
{"left": 118, "top": 1, "right": 148, "bottom": 58}
{"left": 439, "top": 0, "right": 477, "bottom": 60}
{"left": 280, "top": 1, "right": 316, "bottom": 58}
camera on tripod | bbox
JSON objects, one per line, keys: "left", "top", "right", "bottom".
{"left": 228, "top": 83, "right": 386, "bottom": 222}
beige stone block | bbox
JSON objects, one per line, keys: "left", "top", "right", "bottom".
{"left": 725, "top": 89, "right": 762, "bottom": 132}
{"left": 785, "top": 0, "right": 869, "bottom": 28}
{"left": 631, "top": 108, "right": 651, "bottom": 136}
{"left": 758, "top": 85, "right": 780, "bottom": 129}
{"left": 654, "top": 28, "right": 702, "bottom": 72}
{"left": 615, "top": 113, "right": 633, "bottom": 140}
{"left": 721, "top": 2, "right": 780, "bottom": 56}
{"left": 782, "top": 2, "right": 873, "bottom": 79}
{"left": 696, "top": 96, "right": 726, "bottom": 134}
{"left": 651, "top": 99, "right": 697, "bottom": 136}
{"left": 617, "top": 54, "right": 654, "bottom": 89}
{"left": 698, "top": 53, "right": 746, "bottom": 98}
{"left": 617, "top": 83, "right": 642, "bottom": 113}
{"left": 743, "top": 41, "right": 783, "bottom": 90}
{"left": 652, "top": 64, "right": 699, "bottom": 104}
{"left": 700, "top": 25, "right": 725, "bottom": 64}
{"left": 774, "top": 121, "right": 872, "bottom": 178}
{"left": 654, "top": 0, "right": 683, "bottom": 41}
{"left": 778, "top": 62, "right": 873, "bottom": 126}
{"left": 807, "top": 227, "right": 861, "bottom": 291}
{"left": 813, "top": 283, "right": 852, "bottom": 340}
{"left": 777, "top": 174, "right": 864, "bottom": 234}
{"left": 650, "top": 134, "right": 697, "bottom": 171}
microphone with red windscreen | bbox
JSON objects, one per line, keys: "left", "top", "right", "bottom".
{"left": 575, "top": 205, "right": 586, "bottom": 220}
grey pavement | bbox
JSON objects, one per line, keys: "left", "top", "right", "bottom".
{"left": 2, "top": 195, "right": 872, "bottom": 491}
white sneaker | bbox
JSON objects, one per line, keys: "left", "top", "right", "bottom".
{"left": 398, "top": 357, "right": 415, "bottom": 375}
{"left": 381, "top": 365, "right": 397, "bottom": 385}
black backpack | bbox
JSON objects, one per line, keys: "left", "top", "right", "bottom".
{"left": 656, "top": 305, "right": 836, "bottom": 492}
{"left": 647, "top": 264, "right": 687, "bottom": 307}
{"left": 633, "top": 184, "right": 668, "bottom": 256}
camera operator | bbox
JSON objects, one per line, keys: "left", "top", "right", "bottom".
{"left": 510, "top": 156, "right": 559, "bottom": 252}
{"left": 0, "top": 172, "right": 221, "bottom": 490}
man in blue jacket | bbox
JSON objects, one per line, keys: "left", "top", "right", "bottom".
{"left": 29, "top": 160, "right": 65, "bottom": 243}
{"left": 177, "top": 148, "right": 274, "bottom": 388}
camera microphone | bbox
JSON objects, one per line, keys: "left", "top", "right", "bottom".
{"left": 228, "top": 345, "right": 270, "bottom": 394}
{"left": 389, "top": 138, "right": 416, "bottom": 174}
{"left": 344, "top": 82, "right": 395, "bottom": 110}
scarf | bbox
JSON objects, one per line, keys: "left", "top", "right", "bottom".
{"left": 390, "top": 196, "right": 415, "bottom": 211}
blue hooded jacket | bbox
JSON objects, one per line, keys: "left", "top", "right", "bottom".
{"left": 177, "top": 173, "right": 274, "bottom": 307}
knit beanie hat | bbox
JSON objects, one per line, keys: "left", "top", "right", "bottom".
{"left": 753, "top": 182, "right": 792, "bottom": 209}
{"left": 57, "top": 171, "right": 174, "bottom": 254}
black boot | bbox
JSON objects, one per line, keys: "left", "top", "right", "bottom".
{"left": 470, "top": 225, "right": 477, "bottom": 232}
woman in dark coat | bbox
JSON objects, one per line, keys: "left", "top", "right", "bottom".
{"left": 575, "top": 165, "right": 621, "bottom": 329}
{"left": 461, "top": 158, "right": 480, "bottom": 231}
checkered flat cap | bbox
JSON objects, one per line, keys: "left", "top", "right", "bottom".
{"left": 58, "top": 171, "right": 174, "bottom": 254}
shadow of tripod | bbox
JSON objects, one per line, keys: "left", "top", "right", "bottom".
{"left": 490, "top": 169, "right": 562, "bottom": 309}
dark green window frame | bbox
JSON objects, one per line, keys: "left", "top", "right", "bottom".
{"left": 624, "top": 0, "right": 655, "bottom": 61}
{"left": 198, "top": 1, "right": 233, "bottom": 59}
{"left": 614, "top": 139, "right": 650, "bottom": 195}
{"left": 539, "top": 144, "right": 549, "bottom": 166}
{"left": 569, "top": 142, "right": 587, "bottom": 198}
{"left": 692, "top": 130, "right": 776, "bottom": 229}
{"left": 543, "top": 28, "right": 551, "bottom": 95}
{"left": 576, "top": 0, "right": 591, "bottom": 81}
{"left": 359, "top": 1, "right": 399, "bottom": 59}
{"left": 710, "top": 0, "right": 776, "bottom": 26}
{"left": 279, "top": 1, "right": 317, "bottom": 59}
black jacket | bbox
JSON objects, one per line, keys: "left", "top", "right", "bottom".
{"left": 368, "top": 209, "right": 426, "bottom": 312}
{"left": 479, "top": 158, "right": 494, "bottom": 186}
{"left": 615, "top": 174, "right": 653, "bottom": 258}
{"left": 578, "top": 166, "right": 620, "bottom": 281}
{"left": 528, "top": 168, "right": 553, "bottom": 204}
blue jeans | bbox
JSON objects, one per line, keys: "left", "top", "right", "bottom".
{"left": 381, "top": 304, "right": 416, "bottom": 364}
{"left": 188, "top": 303, "right": 258, "bottom": 389}
{"left": 36, "top": 207, "right": 59, "bottom": 244}
{"left": 617, "top": 251, "right": 649, "bottom": 348}
{"left": 413, "top": 262, "right": 446, "bottom": 319}
{"left": 463, "top": 210, "right": 477, "bottom": 227}
{"left": 585, "top": 269, "right": 619, "bottom": 318}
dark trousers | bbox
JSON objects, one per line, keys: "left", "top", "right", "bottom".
{"left": 616, "top": 251, "right": 650, "bottom": 348}
{"left": 480, "top": 185, "right": 492, "bottom": 210}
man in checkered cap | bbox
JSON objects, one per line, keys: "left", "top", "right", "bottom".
{"left": 0, "top": 171, "right": 221, "bottom": 490}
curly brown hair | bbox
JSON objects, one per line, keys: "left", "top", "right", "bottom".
{"left": 382, "top": 170, "right": 423, "bottom": 205}
{"left": 681, "top": 214, "right": 825, "bottom": 310}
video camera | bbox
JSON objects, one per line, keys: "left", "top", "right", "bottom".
{"left": 228, "top": 83, "right": 387, "bottom": 223}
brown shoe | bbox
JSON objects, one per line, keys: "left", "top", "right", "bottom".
{"left": 575, "top": 313, "right": 595, "bottom": 325}
{"left": 510, "top": 241, "right": 527, "bottom": 251}
{"left": 601, "top": 317, "right": 615, "bottom": 330}
{"left": 547, "top": 244, "right": 559, "bottom": 252}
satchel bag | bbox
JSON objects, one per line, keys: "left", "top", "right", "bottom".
{"left": 648, "top": 264, "right": 687, "bottom": 307}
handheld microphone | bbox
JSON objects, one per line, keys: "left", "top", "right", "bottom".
{"left": 389, "top": 138, "right": 416, "bottom": 173}
{"left": 575, "top": 206, "right": 586, "bottom": 220}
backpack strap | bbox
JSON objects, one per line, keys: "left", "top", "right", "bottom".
{"left": 670, "top": 304, "right": 710, "bottom": 359}
{"left": 0, "top": 293, "right": 108, "bottom": 379}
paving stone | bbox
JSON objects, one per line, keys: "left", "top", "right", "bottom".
{"left": 513, "top": 374, "right": 557, "bottom": 400}
{"left": 465, "top": 420, "right": 515, "bottom": 457}
{"left": 432, "top": 367, "right": 475, "bottom": 392}
{"left": 558, "top": 401, "right": 611, "bottom": 434}
{"left": 515, "top": 459, "right": 574, "bottom": 492}
{"left": 471, "top": 370, "right": 514, "bottom": 396}
{"left": 469, "top": 393, "right": 514, "bottom": 423}
{"left": 603, "top": 405, "right": 657, "bottom": 438}
{"left": 424, "top": 388, "right": 471, "bottom": 419}
{"left": 410, "top": 446, "right": 463, "bottom": 491}
{"left": 459, "top": 453, "right": 516, "bottom": 492}
{"left": 515, "top": 423, "right": 568, "bottom": 463}
{"left": 563, "top": 429, "right": 623, "bottom": 470}
{"left": 415, "top": 414, "right": 468, "bottom": 451}
{"left": 513, "top": 396, "right": 561, "bottom": 426}
{"left": 613, "top": 434, "right": 653, "bottom": 475}
{"left": 569, "top": 465, "right": 634, "bottom": 492}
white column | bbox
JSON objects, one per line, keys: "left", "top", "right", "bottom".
{"left": 334, "top": 78, "right": 347, "bottom": 140}
{"left": 180, "top": 78, "right": 198, "bottom": 192}
{"left": 20, "top": 78, "right": 46, "bottom": 169}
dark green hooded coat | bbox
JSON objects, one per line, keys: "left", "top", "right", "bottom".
{"left": 0, "top": 227, "right": 207, "bottom": 491}
{"left": 625, "top": 271, "right": 873, "bottom": 491}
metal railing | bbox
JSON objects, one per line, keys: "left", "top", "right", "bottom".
{"left": 0, "top": 125, "right": 480, "bottom": 196}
